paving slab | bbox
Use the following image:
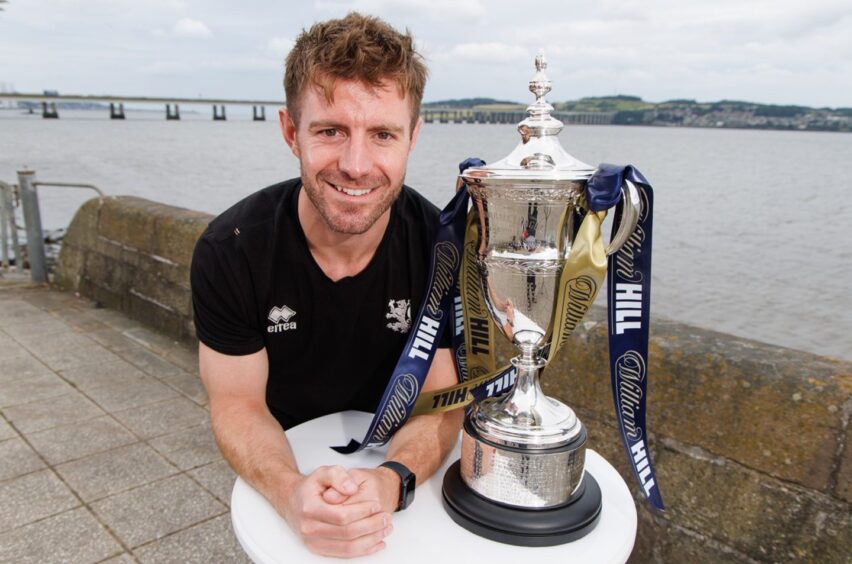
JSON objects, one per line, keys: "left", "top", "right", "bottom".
{"left": 59, "top": 357, "right": 151, "bottom": 392}
{"left": 87, "top": 307, "right": 148, "bottom": 332}
{"left": 0, "top": 305, "right": 54, "bottom": 326}
{"left": 123, "top": 326, "right": 184, "bottom": 356}
{"left": 0, "top": 469, "right": 80, "bottom": 531}
{"left": 0, "top": 348, "right": 54, "bottom": 384}
{"left": 188, "top": 459, "right": 237, "bottom": 506}
{"left": 158, "top": 368, "right": 208, "bottom": 405}
{"left": 55, "top": 442, "right": 178, "bottom": 502}
{"left": 0, "top": 436, "right": 47, "bottom": 481}
{"left": 115, "top": 345, "right": 189, "bottom": 379}
{"left": 162, "top": 345, "right": 200, "bottom": 375}
{"left": 27, "top": 415, "right": 139, "bottom": 465}
{"left": 84, "top": 376, "right": 180, "bottom": 413}
{"left": 134, "top": 514, "right": 251, "bottom": 564}
{"left": 36, "top": 339, "right": 125, "bottom": 372}
{"left": 112, "top": 397, "right": 209, "bottom": 440}
{"left": 91, "top": 474, "right": 226, "bottom": 548}
{"left": 51, "top": 306, "right": 111, "bottom": 332}
{"left": 86, "top": 326, "right": 145, "bottom": 352}
{"left": 3, "top": 389, "right": 105, "bottom": 433}
{"left": 2, "top": 317, "right": 71, "bottom": 339}
{"left": 20, "top": 290, "right": 86, "bottom": 311}
{"left": 149, "top": 422, "right": 221, "bottom": 471}
{"left": 0, "top": 507, "right": 123, "bottom": 564}
{"left": 0, "top": 371, "right": 75, "bottom": 408}
{"left": 12, "top": 327, "right": 94, "bottom": 352}
{"left": 0, "top": 417, "right": 17, "bottom": 441}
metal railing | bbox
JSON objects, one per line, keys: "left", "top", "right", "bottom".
{"left": 1, "top": 170, "right": 105, "bottom": 283}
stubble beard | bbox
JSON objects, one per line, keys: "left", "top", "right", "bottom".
{"left": 300, "top": 168, "right": 404, "bottom": 235}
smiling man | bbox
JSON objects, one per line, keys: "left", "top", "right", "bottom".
{"left": 190, "top": 12, "right": 462, "bottom": 559}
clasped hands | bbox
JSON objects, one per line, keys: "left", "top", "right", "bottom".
{"left": 278, "top": 465, "right": 401, "bottom": 558}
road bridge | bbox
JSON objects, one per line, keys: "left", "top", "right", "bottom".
{"left": 1, "top": 93, "right": 615, "bottom": 125}
{"left": 0, "top": 93, "right": 281, "bottom": 121}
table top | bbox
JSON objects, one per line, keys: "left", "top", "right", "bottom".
{"left": 231, "top": 411, "right": 637, "bottom": 563}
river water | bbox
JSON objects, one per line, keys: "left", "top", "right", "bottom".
{"left": 1, "top": 109, "right": 850, "bottom": 361}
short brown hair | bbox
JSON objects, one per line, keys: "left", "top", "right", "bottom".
{"left": 284, "top": 12, "right": 428, "bottom": 130}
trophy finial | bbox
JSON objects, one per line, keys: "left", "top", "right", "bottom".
{"left": 529, "top": 50, "right": 552, "bottom": 102}
{"left": 535, "top": 51, "right": 546, "bottom": 72}
{"left": 519, "top": 51, "right": 561, "bottom": 142}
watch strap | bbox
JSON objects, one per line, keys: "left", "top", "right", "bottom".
{"left": 379, "top": 461, "right": 415, "bottom": 511}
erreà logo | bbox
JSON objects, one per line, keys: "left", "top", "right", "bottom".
{"left": 268, "top": 305, "right": 297, "bottom": 333}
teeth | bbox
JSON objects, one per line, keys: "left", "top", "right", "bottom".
{"left": 335, "top": 185, "right": 373, "bottom": 197}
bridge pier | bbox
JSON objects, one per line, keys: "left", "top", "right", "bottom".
{"left": 41, "top": 101, "right": 58, "bottom": 119}
{"left": 166, "top": 104, "right": 180, "bottom": 120}
{"left": 213, "top": 105, "right": 226, "bottom": 121}
{"left": 252, "top": 105, "right": 266, "bottom": 121}
{"left": 109, "top": 103, "right": 125, "bottom": 120}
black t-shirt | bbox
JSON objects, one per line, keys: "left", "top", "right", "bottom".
{"left": 190, "top": 178, "right": 450, "bottom": 429}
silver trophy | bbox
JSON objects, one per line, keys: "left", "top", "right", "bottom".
{"left": 441, "top": 53, "right": 641, "bottom": 546}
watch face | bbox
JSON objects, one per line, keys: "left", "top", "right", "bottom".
{"left": 400, "top": 473, "right": 415, "bottom": 509}
{"left": 381, "top": 461, "right": 415, "bottom": 511}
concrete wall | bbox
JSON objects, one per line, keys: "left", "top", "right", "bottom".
{"left": 54, "top": 196, "right": 212, "bottom": 342}
{"left": 55, "top": 196, "right": 851, "bottom": 562}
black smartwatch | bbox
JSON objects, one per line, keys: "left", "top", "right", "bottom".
{"left": 379, "top": 461, "right": 416, "bottom": 511}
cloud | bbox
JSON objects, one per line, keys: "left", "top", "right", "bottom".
{"left": 172, "top": 18, "right": 212, "bottom": 38}
{"left": 267, "top": 37, "right": 294, "bottom": 57}
{"left": 315, "top": 0, "right": 485, "bottom": 21}
{"left": 441, "top": 42, "right": 528, "bottom": 64}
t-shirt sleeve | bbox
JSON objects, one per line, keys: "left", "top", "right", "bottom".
{"left": 190, "top": 235, "right": 265, "bottom": 356}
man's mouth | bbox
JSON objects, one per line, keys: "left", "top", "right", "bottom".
{"left": 333, "top": 184, "right": 374, "bottom": 197}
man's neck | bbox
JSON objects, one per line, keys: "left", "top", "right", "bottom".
{"left": 297, "top": 190, "right": 390, "bottom": 282}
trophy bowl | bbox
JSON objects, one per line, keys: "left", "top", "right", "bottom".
{"left": 441, "top": 53, "right": 640, "bottom": 546}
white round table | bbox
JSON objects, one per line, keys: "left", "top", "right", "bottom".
{"left": 231, "top": 411, "right": 637, "bottom": 563}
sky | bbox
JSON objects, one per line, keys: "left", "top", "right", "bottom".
{"left": 1, "top": 0, "right": 850, "bottom": 108}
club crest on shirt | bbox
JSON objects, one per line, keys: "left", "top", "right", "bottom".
{"left": 268, "top": 305, "right": 297, "bottom": 333}
{"left": 386, "top": 299, "right": 411, "bottom": 334}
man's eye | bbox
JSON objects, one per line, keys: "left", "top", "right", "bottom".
{"left": 376, "top": 131, "right": 393, "bottom": 141}
{"left": 320, "top": 129, "right": 338, "bottom": 137}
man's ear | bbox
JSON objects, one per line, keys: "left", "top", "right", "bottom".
{"left": 279, "top": 107, "right": 300, "bottom": 158}
{"left": 409, "top": 116, "right": 423, "bottom": 153}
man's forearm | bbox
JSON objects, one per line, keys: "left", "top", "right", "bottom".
{"left": 385, "top": 409, "right": 464, "bottom": 485}
{"left": 209, "top": 399, "right": 302, "bottom": 510}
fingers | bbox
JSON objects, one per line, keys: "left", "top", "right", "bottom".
{"left": 301, "top": 509, "right": 391, "bottom": 541}
{"left": 309, "top": 499, "right": 382, "bottom": 527}
{"left": 322, "top": 487, "right": 348, "bottom": 504}
{"left": 304, "top": 522, "right": 393, "bottom": 558}
{"left": 312, "top": 465, "right": 358, "bottom": 497}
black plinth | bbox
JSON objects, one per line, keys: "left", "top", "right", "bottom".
{"left": 442, "top": 460, "right": 602, "bottom": 547}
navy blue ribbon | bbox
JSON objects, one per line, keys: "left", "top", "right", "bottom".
{"left": 590, "top": 163, "right": 664, "bottom": 511}
{"left": 332, "top": 182, "right": 470, "bottom": 453}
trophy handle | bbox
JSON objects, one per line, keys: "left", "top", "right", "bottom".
{"left": 605, "top": 179, "right": 641, "bottom": 256}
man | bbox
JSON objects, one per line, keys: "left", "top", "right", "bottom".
{"left": 190, "top": 13, "right": 462, "bottom": 559}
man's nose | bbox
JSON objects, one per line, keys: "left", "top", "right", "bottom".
{"left": 338, "top": 135, "right": 373, "bottom": 179}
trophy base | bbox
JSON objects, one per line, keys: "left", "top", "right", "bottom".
{"left": 442, "top": 460, "right": 602, "bottom": 546}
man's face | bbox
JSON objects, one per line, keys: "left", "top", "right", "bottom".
{"left": 280, "top": 79, "right": 421, "bottom": 235}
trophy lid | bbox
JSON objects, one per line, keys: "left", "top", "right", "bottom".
{"left": 461, "top": 52, "right": 594, "bottom": 184}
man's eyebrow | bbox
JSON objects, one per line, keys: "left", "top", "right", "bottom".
{"left": 307, "top": 120, "right": 346, "bottom": 130}
{"left": 306, "top": 121, "right": 406, "bottom": 135}
{"left": 368, "top": 124, "right": 405, "bottom": 134}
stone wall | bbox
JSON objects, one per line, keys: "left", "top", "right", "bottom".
{"left": 54, "top": 196, "right": 212, "bottom": 342}
{"left": 54, "top": 196, "right": 851, "bottom": 562}
{"left": 535, "top": 308, "right": 852, "bottom": 563}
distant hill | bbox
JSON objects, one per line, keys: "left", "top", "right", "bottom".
{"left": 551, "top": 95, "right": 849, "bottom": 132}
{"left": 424, "top": 97, "right": 521, "bottom": 108}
